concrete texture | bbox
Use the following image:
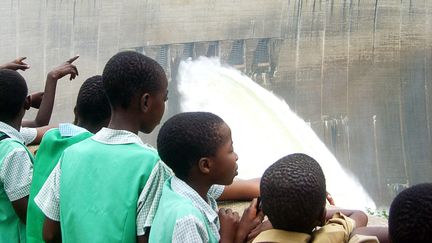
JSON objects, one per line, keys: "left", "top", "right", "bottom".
{"left": 1, "top": 0, "right": 431, "bottom": 207}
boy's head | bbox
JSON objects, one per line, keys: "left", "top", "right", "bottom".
{"left": 74, "top": 75, "right": 111, "bottom": 131}
{"left": 157, "top": 112, "right": 238, "bottom": 184}
{"left": 0, "top": 69, "right": 30, "bottom": 123}
{"left": 102, "top": 51, "right": 168, "bottom": 133}
{"left": 388, "top": 183, "right": 432, "bottom": 243}
{"left": 261, "top": 153, "right": 326, "bottom": 233}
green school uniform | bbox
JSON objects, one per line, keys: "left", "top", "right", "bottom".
{"left": 149, "top": 177, "right": 219, "bottom": 243}
{"left": 26, "top": 125, "right": 92, "bottom": 243}
{"left": 58, "top": 135, "right": 159, "bottom": 242}
{"left": 0, "top": 125, "right": 34, "bottom": 243}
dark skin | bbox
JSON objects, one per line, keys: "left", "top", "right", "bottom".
{"left": 0, "top": 57, "right": 30, "bottom": 71}
{"left": 22, "top": 55, "right": 79, "bottom": 128}
{"left": 3, "top": 97, "right": 31, "bottom": 225}
{"left": 42, "top": 87, "right": 168, "bottom": 243}
{"left": 352, "top": 226, "right": 389, "bottom": 243}
{"left": 218, "top": 178, "right": 260, "bottom": 201}
{"left": 183, "top": 130, "right": 263, "bottom": 243}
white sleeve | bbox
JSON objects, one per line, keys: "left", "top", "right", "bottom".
{"left": 172, "top": 215, "right": 209, "bottom": 243}
{"left": 208, "top": 184, "right": 225, "bottom": 199}
{"left": 34, "top": 162, "right": 61, "bottom": 221}
{"left": 20, "top": 127, "right": 37, "bottom": 145}
{"left": 0, "top": 148, "right": 33, "bottom": 201}
{"left": 136, "top": 160, "right": 174, "bottom": 235}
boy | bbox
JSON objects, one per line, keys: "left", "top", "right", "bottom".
{"left": 1, "top": 56, "right": 79, "bottom": 145}
{"left": 0, "top": 69, "right": 34, "bottom": 243}
{"left": 150, "top": 112, "right": 263, "bottom": 243}
{"left": 252, "top": 153, "right": 378, "bottom": 243}
{"left": 388, "top": 183, "right": 432, "bottom": 243}
{"left": 26, "top": 75, "right": 111, "bottom": 243}
{"left": 35, "top": 51, "right": 172, "bottom": 243}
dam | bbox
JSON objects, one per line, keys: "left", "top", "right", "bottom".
{"left": 1, "top": 0, "right": 431, "bottom": 207}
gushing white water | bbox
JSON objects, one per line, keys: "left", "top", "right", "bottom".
{"left": 177, "top": 57, "right": 375, "bottom": 209}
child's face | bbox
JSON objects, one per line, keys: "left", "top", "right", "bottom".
{"left": 141, "top": 77, "right": 168, "bottom": 133}
{"left": 209, "top": 123, "right": 239, "bottom": 185}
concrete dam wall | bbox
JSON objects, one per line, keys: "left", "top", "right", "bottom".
{"left": 1, "top": 0, "right": 431, "bottom": 207}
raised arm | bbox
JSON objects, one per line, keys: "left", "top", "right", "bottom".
{"left": 22, "top": 55, "right": 79, "bottom": 128}
{"left": 218, "top": 178, "right": 260, "bottom": 201}
{"left": 0, "top": 57, "right": 30, "bottom": 71}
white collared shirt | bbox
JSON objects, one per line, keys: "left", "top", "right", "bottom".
{"left": 35, "top": 127, "right": 174, "bottom": 235}
{"left": 170, "top": 176, "right": 224, "bottom": 242}
{"left": 0, "top": 122, "right": 33, "bottom": 201}
{"left": 57, "top": 123, "right": 88, "bottom": 137}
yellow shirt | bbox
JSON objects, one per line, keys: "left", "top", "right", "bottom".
{"left": 252, "top": 213, "right": 379, "bottom": 243}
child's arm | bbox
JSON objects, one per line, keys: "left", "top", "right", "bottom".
{"left": 137, "top": 235, "right": 148, "bottom": 243}
{"left": 0, "top": 57, "right": 30, "bottom": 71}
{"left": 11, "top": 196, "right": 29, "bottom": 224}
{"left": 218, "top": 178, "right": 260, "bottom": 201}
{"left": 351, "top": 226, "right": 388, "bottom": 243}
{"left": 21, "top": 55, "right": 79, "bottom": 128}
{"left": 1, "top": 147, "right": 33, "bottom": 224}
{"left": 43, "top": 217, "right": 61, "bottom": 243}
{"left": 25, "top": 125, "right": 56, "bottom": 146}
{"left": 326, "top": 208, "right": 368, "bottom": 227}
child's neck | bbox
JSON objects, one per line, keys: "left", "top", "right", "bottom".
{"left": 3, "top": 118, "right": 21, "bottom": 131}
{"left": 185, "top": 177, "right": 212, "bottom": 202}
{"left": 108, "top": 109, "right": 141, "bottom": 134}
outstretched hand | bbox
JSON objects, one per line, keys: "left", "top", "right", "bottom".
{"left": 47, "top": 55, "right": 79, "bottom": 81}
{"left": 0, "top": 57, "right": 30, "bottom": 71}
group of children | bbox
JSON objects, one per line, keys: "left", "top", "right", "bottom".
{"left": 0, "top": 51, "right": 431, "bottom": 243}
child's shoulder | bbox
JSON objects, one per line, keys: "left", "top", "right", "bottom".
{"left": 0, "top": 136, "right": 33, "bottom": 162}
{"left": 161, "top": 182, "right": 205, "bottom": 218}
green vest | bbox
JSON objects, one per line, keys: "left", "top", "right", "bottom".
{"left": 26, "top": 128, "right": 92, "bottom": 243}
{"left": 0, "top": 132, "right": 34, "bottom": 243}
{"left": 59, "top": 138, "right": 159, "bottom": 243}
{"left": 149, "top": 178, "right": 218, "bottom": 243}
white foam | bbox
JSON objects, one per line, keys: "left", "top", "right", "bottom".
{"left": 177, "top": 56, "right": 375, "bottom": 209}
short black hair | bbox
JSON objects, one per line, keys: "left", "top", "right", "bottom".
{"left": 75, "top": 75, "right": 110, "bottom": 126}
{"left": 102, "top": 51, "right": 166, "bottom": 109}
{"left": 261, "top": 153, "right": 326, "bottom": 233}
{"left": 0, "top": 69, "right": 28, "bottom": 122}
{"left": 389, "top": 183, "right": 432, "bottom": 243}
{"left": 157, "top": 112, "right": 225, "bottom": 180}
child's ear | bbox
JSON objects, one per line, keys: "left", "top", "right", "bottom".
{"left": 24, "top": 95, "right": 31, "bottom": 110}
{"left": 73, "top": 106, "right": 78, "bottom": 125}
{"left": 140, "top": 93, "right": 151, "bottom": 112}
{"left": 198, "top": 157, "right": 211, "bottom": 175}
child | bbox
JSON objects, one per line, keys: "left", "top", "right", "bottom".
{"left": 35, "top": 51, "right": 172, "bottom": 243}
{"left": 252, "top": 153, "right": 378, "bottom": 243}
{"left": 26, "top": 75, "right": 111, "bottom": 243}
{"left": 1, "top": 56, "right": 79, "bottom": 145}
{"left": 0, "top": 69, "right": 34, "bottom": 243}
{"left": 150, "top": 112, "right": 263, "bottom": 243}
{"left": 388, "top": 183, "right": 432, "bottom": 243}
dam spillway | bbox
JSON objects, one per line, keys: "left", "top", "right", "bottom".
{"left": 1, "top": 0, "right": 431, "bottom": 207}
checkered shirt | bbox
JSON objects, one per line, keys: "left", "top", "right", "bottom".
{"left": 0, "top": 122, "right": 33, "bottom": 201}
{"left": 34, "top": 127, "right": 174, "bottom": 235}
{"left": 170, "top": 176, "right": 225, "bottom": 242}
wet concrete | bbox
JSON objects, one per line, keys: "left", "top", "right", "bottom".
{"left": 1, "top": 0, "right": 431, "bottom": 207}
